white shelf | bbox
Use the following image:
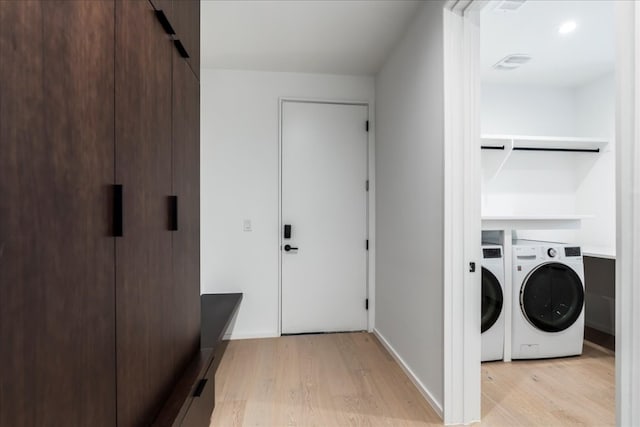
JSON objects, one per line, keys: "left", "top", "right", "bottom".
{"left": 481, "top": 215, "right": 592, "bottom": 231}
{"left": 480, "top": 134, "right": 609, "bottom": 181}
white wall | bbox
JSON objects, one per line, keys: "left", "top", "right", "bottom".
{"left": 480, "top": 76, "right": 615, "bottom": 249}
{"left": 575, "top": 72, "right": 616, "bottom": 253}
{"left": 374, "top": 0, "right": 445, "bottom": 413}
{"left": 481, "top": 83, "right": 580, "bottom": 242}
{"left": 482, "top": 84, "right": 577, "bottom": 136}
{"left": 200, "top": 69, "right": 375, "bottom": 339}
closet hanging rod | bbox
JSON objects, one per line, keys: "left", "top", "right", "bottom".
{"left": 513, "top": 147, "right": 600, "bottom": 153}
{"left": 481, "top": 145, "right": 505, "bottom": 150}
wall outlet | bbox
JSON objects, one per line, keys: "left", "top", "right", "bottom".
{"left": 243, "top": 219, "right": 252, "bottom": 232}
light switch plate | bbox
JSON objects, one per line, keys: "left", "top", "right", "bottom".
{"left": 243, "top": 219, "right": 252, "bottom": 232}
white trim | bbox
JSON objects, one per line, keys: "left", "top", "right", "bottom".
{"left": 278, "top": 97, "right": 375, "bottom": 335}
{"left": 366, "top": 106, "right": 376, "bottom": 332}
{"left": 443, "top": 2, "right": 483, "bottom": 425}
{"left": 372, "top": 329, "right": 443, "bottom": 419}
{"left": 278, "top": 98, "right": 283, "bottom": 336}
{"left": 615, "top": 2, "right": 640, "bottom": 426}
{"left": 224, "top": 331, "right": 280, "bottom": 340}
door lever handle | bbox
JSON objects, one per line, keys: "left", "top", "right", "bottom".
{"left": 284, "top": 244, "right": 298, "bottom": 252}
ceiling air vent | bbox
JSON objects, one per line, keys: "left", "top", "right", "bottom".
{"left": 492, "top": 54, "right": 531, "bottom": 71}
{"left": 494, "top": 0, "right": 527, "bottom": 13}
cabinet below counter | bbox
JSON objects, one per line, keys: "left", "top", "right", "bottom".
{"left": 584, "top": 256, "right": 615, "bottom": 351}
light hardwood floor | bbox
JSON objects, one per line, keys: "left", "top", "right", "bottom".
{"left": 210, "top": 333, "right": 614, "bottom": 426}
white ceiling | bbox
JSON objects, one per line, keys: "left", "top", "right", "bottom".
{"left": 481, "top": 0, "right": 615, "bottom": 87}
{"left": 200, "top": 0, "right": 422, "bottom": 75}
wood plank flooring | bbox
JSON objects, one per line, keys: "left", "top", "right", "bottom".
{"left": 210, "top": 333, "right": 614, "bottom": 426}
{"left": 481, "top": 342, "right": 614, "bottom": 427}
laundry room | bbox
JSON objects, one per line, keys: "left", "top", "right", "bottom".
{"left": 479, "top": 0, "right": 615, "bottom": 424}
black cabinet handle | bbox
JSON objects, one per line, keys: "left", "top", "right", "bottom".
{"left": 174, "top": 39, "right": 190, "bottom": 58}
{"left": 154, "top": 10, "right": 176, "bottom": 35}
{"left": 113, "top": 184, "right": 123, "bottom": 237}
{"left": 193, "top": 379, "right": 207, "bottom": 397}
{"left": 169, "top": 195, "right": 178, "bottom": 231}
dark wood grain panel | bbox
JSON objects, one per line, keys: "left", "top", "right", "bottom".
{"left": 0, "top": 1, "right": 116, "bottom": 425}
{"left": 152, "top": 349, "right": 214, "bottom": 427}
{"left": 172, "top": 0, "right": 200, "bottom": 79}
{"left": 115, "top": 1, "right": 175, "bottom": 425}
{"left": 172, "top": 49, "right": 202, "bottom": 377}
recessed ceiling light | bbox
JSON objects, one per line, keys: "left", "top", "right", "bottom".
{"left": 494, "top": 0, "right": 527, "bottom": 13}
{"left": 558, "top": 21, "right": 577, "bottom": 35}
{"left": 492, "top": 54, "right": 532, "bottom": 71}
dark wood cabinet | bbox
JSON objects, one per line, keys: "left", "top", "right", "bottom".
{"left": 171, "top": 49, "right": 202, "bottom": 373}
{"left": 115, "top": 1, "right": 177, "bottom": 425}
{"left": 0, "top": 1, "right": 117, "bottom": 426}
{"left": 149, "top": 0, "right": 200, "bottom": 79}
{"left": 1, "top": 1, "right": 201, "bottom": 426}
{"left": 154, "top": 294, "right": 243, "bottom": 426}
{"left": 172, "top": 0, "right": 200, "bottom": 79}
{"left": 180, "top": 356, "right": 216, "bottom": 427}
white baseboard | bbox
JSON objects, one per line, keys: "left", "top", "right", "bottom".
{"left": 223, "top": 331, "right": 280, "bottom": 340}
{"left": 373, "top": 328, "right": 444, "bottom": 419}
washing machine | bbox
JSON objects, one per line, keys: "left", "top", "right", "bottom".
{"left": 512, "top": 240, "right": 585, "bottom": 359}
{"left": 481, "top": 244, "right": 505, "bottom": 362}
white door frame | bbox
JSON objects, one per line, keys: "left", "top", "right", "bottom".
{"left": 277, "top": 98, "right": 375, "bottom": 335}
{"left": 443, "top": 1, "right": 483, "bottom": 424}
{"left": 443, "top": 1, "right": 640, "bottom": 425}
{"left": 614, "top": 3, "right": 640, "bottom": 426}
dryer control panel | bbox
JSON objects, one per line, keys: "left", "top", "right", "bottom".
{"left": 565, "top": 246, "right": 582, "bottom": 257}
{"left": 483, "top": 248, "right": 502, "bottom": 259}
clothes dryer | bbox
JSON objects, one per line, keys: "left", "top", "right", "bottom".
{"left": 512, "top": 240, "right": 585, "bottom": 359}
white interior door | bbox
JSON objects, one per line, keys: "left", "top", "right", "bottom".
{"left": 281, "top": 101, "right": 368, "bottom": 334}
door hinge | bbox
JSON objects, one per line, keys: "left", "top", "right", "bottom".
{"left": 366, "top": 239, "right": 369, "bottom": 250}
{"left": 365, "top": 120, "right": 369, "bottom": 132}
{"left": 366, "top": 180, "right": 369, "bottom": 192}
{"left": 365, "top": 299, "right": 369, "bottom": 310}
{"left": 469, "top": 262, "right": 476, "bottom": 273}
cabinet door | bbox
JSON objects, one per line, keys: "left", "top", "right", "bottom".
{"left": 0, "top": 1, "right": 116, "bottom": 426}
{"left": 115, "top": 1, "right": 175, "bottom": 425}
{"left": 172, "top": 50, "right": 201, "bottom": 373}
{"left": 172, "top": 0, "right": 200, "bottom": 78}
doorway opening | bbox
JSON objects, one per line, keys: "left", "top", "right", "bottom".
{"left": 443, "top": 0, "right": 630, "bottom": 424}
{"left": 479, "top": 1, "right": 616, "bottom": 423}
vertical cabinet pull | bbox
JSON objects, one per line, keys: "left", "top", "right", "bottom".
{"left": 174, "top": 40, "right": 190, "bottom": 58}
{"left": 113, "top": 184, "right": 123, "bottom": 237}
{"left": 154, "top": 10, "right": 176, "bottom": 35}
{"left": 193, "top": 379, "right": 207, "bottom": 397}
{"left": 169, "top": 195, "right": 178, "bottom": 231}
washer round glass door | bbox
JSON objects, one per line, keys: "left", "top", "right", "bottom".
{"left": 520, "top": 262, "right": 584, "bottom": 333}
{"left": 482, "top": 267, "right": 503, "bottom": 333}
